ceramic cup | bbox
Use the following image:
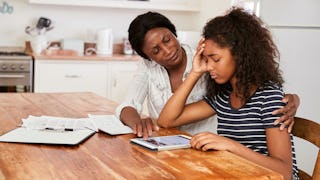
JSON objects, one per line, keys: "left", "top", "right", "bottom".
{"left": 84, "top": 42, "right": 97, "bottom": 55}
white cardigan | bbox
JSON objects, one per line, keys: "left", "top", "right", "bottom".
{"left": 115, "top": 44, "right": 217, "bottom": 134}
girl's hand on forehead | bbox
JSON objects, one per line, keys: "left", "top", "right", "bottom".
{"left": 191, "top": 37, "right": 207, "bottom": 74}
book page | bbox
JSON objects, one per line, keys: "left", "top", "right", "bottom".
{"left": 88, "top": 114, "right": 133, "bottom": 135}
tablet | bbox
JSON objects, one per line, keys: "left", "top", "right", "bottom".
{"left": 130, "top": 134, "right": 191, "bottom": 151}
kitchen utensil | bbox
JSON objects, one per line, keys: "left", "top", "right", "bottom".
{"left": 96, "top": 28, "right": 113, "bottom": 56}
{"left": 25, "top": 26, "right": 38, "bottom": 37}
{"left": 36, "top": 17, "right": 52, "bottom": 29}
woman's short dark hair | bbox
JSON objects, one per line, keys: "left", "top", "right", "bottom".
{"left": 128, "top": 11, "right": 177, "bottom": 60}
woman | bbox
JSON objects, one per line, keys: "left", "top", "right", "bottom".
{"left": 115, "top": 11, "right": 300, "bottom": 139}
{"left": 157, "top": 8, "right": 298, "bottom": 179}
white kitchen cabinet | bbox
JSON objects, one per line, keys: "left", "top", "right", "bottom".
{"left": 28, "top": 0, "right": 200, "bottom": 12}
{"left": 108, "top": 61, "right": 138, "bottom": 103}
{"left": 34, "top": 60, "right": 109, "bottom": 97}
{"left": 34, "top": 59, "right": 140, "bottom": 101}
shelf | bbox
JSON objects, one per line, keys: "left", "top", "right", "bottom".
{"left": 28, "top": 0, "right": 200, "bottom": 12}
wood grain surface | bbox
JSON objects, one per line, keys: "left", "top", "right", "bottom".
{"left": 0, "top": 92, "right": 283, "bottom": 179}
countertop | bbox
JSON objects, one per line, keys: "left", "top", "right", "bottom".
{"left": 33, "top": 53, "right": 143, "bottom": 61}
{"left": 28, "top": 49, "right": 143, "bottom": 61}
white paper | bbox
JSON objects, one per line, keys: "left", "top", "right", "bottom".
{"left": 88, "top": 114, "right": 133, "bottom": 135}
{"left": 21, "top": 115, "right": 93, "bottom": 131}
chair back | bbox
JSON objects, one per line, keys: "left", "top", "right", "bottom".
{"left": 292, "top": 117, "right": 320, "bottom": 180}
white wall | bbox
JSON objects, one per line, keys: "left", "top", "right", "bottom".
{"left": 0, "top": 0, "right": 231, "bottom": 46}
{"left": 0, "top": 0, "right": 208, "bottom": 46}
{"left": 198, "top": 0, "right": 230, "bottom": 30}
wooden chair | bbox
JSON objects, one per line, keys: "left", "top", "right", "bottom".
{"left": 292, "top": 117, "right": 320, "bottom": 180}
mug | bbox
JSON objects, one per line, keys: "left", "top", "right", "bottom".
{"left": 84, "top": 42, "right": 97, "bottom": 56}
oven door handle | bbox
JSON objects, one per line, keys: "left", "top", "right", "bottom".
{"left": 0, "top": 74, "right": 25, "bottom": 78}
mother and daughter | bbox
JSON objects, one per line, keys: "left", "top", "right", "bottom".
{"left": 116, "top": 7, "right": 299, "bottom": 179}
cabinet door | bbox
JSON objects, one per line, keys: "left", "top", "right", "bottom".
{"left": 109, "top": 61, "right": 138, "bottom": 103}
{"left": 34, "top": 60, "right": 108, "bottom": 97}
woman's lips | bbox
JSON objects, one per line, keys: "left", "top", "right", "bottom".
{"left": 167, "top": 51, "right": 178, "bottom": 62}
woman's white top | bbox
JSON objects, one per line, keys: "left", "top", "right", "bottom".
{"left": 115, "top": 44, "right": 217, "bottom": 134}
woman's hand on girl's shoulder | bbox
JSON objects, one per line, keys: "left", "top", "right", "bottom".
{"left": 272, "top": 94, "right": 300, "bottom": 133}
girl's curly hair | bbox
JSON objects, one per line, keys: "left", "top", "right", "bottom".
{"left": 203, "top": 7, "right": 284, "bottom": 102}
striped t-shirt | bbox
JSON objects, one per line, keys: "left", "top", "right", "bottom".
{"left": 204, "top": 84, "right": 298, "bottom": 179}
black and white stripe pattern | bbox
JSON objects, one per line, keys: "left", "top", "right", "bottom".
{"left": 205, "top": 84, "right": 298, "bottom": 178}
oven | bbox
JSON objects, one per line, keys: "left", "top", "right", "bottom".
{"left": 0, "top": 47, "right": 33, "bottom": 92}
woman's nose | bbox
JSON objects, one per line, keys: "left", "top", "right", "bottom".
{"left": 162, "top": 46, "right": 171, "bottom": 54}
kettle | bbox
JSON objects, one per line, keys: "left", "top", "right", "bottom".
{"left": 96, "top": 28, "right": 113, "bottom": 56}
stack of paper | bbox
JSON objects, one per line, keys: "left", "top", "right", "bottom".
{"left": 89, "top": 114, "right": 133, "bottom": 135}
{"left": 0, "top": 114, "right": 133, "bottom": 145}
{"left": 21, "top": 115, "right": 93, "bottom": 131}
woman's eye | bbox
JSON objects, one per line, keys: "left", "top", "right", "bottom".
{"left": 152, "top": 48, "right": 159, "bottom": 55}
{"left": 213, "top": 59, "right": 220, "bottom": 62}
{"left": 163, "top": 36, "right": 170, "bottom": 43}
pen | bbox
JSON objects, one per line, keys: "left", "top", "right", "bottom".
{"left": 44, "top": 127, "right": 74, "bottom": 131}
{"left": 64, "top": 128, "right": 74, "bottom": 131}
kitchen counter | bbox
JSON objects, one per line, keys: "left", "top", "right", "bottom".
{"left": 28, "top": 49, "right": 143, "bottom": 61}
{"left": 34, "top": 53, "right": 142, "bottom": 61}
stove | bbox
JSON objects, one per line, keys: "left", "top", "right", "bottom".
{"left": 0, "top": 47, "right": 33, "bottom": 92}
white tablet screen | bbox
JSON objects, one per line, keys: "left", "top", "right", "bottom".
{"left": 145, "top": 135, "right": 190, "bottom": 146}
{"left": 131, "top": 135, "right": 191, "bottom": 151}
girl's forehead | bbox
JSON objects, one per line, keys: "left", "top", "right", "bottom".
{"left": 204, "top": 39, "right": 220, "bottom": 49}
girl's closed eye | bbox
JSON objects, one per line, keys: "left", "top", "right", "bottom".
{"left": 213, "top": 58, "right": 220, "bottom": 62}
{"left": 208, "top": 55, "right": 220, "bottom": 63}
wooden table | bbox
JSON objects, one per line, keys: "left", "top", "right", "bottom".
{"left": 0, "top": 92, "right": 283, "bottom": 179}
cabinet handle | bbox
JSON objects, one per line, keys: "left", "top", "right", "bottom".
{"left": 65, "top": 74, "right": 81, "bottom": 78}
{"left": 113, "top": 79, "right": 117, "bottom": 87}
{"left": 0, "top": 74, "right": 25, "bottom": 78}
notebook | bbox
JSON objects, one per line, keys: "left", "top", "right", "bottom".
{"left": 0, "top": 127, "right": 95, "bottom": 145}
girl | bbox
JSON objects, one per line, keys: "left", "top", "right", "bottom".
{"left": 157, "top": 8, "right": 298, "bottom": 179}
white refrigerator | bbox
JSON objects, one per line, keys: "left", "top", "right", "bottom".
{"left": 259, "top": 0, "right": 320, "bottom": 175}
